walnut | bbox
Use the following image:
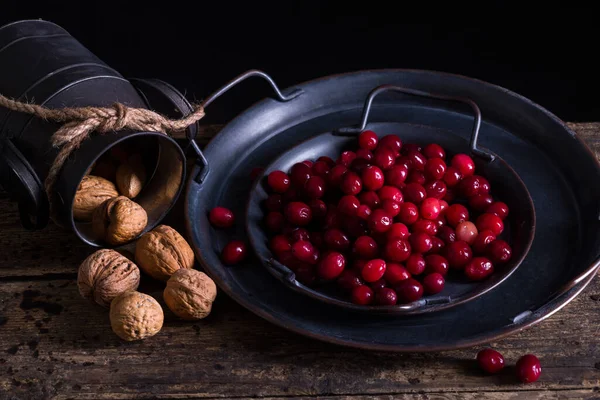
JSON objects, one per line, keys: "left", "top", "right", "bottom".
{"left": 109, "top": 291, "right": 163, "bottom": 341}
{"left": 135, "top": 224, "right": 194, "bottom": 281}
{"left": 72, "top": 175, "right": 119, "bottom": 221}
{"left": 163, "top": 269, "right": 217, "bottom": 320}
{"left": 92, "top": 196, "right": 148, "bottom": 245}
{"left": 116, "top": 154, "right": 146, "bottom": 199}
{"left": 77, "top": 249, "right": 140, "bottom": 307}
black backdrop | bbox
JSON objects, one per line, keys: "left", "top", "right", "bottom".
{"left": 1, "top": 2, "right": 598, "bottom": 124}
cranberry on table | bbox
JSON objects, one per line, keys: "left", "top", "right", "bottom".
{"left": 284, "top": 202, "right": 312, "bottom": 226}
{"left": 368, "top": 209, "right": 393, "bottom": 233}
{"left": 290, "top": 162, "right": 312, "bottom": 188}
{"left": 338, "top": 195, "right": 360, "bottom": 216}
{"left": 465, "top": 257, "right": 494, "bottom": 280}
{"left": 425, "top": 157, "right": 447, "bottom": 180}
{"left": 437, "top": 225, "right": 457, "bottom": 244}
{"left": 446, "top": 204, "right": 470, "bottom": 227}
{"left": 384, "top": 263, "right": 411, "bottom": 284}
{"left": 398, "top": 202, "right": 419, "bottom": 225}
{"left": 405, "top": 254, "right": 426, "bottom": 275}
{"left": 358, "top": 191, "right": 381, "bottom": 209}
{"left": 265, "top": 211, "right": 285, "bottom": 232}
{"left": 209, "top": 206, "right": 235, "bottom": 228}
{"left": 341, "top": 171, "right": 363, "bottom": 195}
{"left": 337, "top": 150, "right": 357, "bottom": 167}
{"left": 477, "top": 348, "right": 505, "bottom": 374}
{"left": 379, "top": 134, "right": 402, "bottom": 154}
{"left": 472, "top": 230, "right": 496, "bottom": 254}
{"left": 381, "top": 199, "right": 401, "bottom": 217}
{"left": 405, "top": 182, "right": 427, "bottom": 204}
{"left": 423, "top": 143, "right": 445, "bottom": 159}
{"left": 486, "top": 201, "right": 510, "bottom": 220}
{"left": 324, "top": 228, "right": 350, "bottom": 251}
{"left": 445, "top": 240, "right": 473, "bottom": 269}
{"left": 469, "top": 193, "right": 494, "bottom": 211}
{"left": 385, "top": 238, "right": 412, "bottom": 262}
{"left": 420, "top": 198, "right": 441, "bottom": 220}
{"left": 267, "top": 170, "right": 291, "bottom": 193}
{"left": 378, "top": 185, "right": 403, "bottom": 203}
{"left": 409, "top": 232, "right": 433, "bottom": 254}
{"left": 337, "top": 270, "right": 364, "bottom": 292}
{"left": 425, "top": 254, "right": 449, "bottom": 275}
{"left": 362, "top": 259, "right": 386, "bottom": 282}
{"left": 353, "top": 235, "right": 379, "bottom": 259}
{"left": 356, "top": 204, "right": 372, "bottom": 220}
{"left": 455, "top": 221, "right": 478, "bottom": 245}
{"left": 451, "top": 153, "right": 475, "bottom": 177}
{"left": 362, "top": 165, "right": 385, "bottom": 191}
{"left": 487, "top": 239, "right": 513, "bottom": 264}
{"left": 376, "top": 288, "right": 398, "bottom": 305}
{"left": 387, "top": 222, "right": 410, "bottom": 240}
{"left": 476, "top": 213, "right": 504, "bottom": 236}
{"left": 358, "top": 129, "right": 378, "bottom": 150}
{"left": 423, "top": 273, "right": 445, "bottom": 294}
{"left": 516, "top": 354, "right": 542, "bottom": 383}
{"left": 395, "top": 278, "right": 424, "bottom": 303}
{"left": 443, "top": 166, "right": 463, "bottom": 187}
{"left": 317, "top": 251, "right": 346, "bottom": 280}
{"left": 221, "top": 240, "right": 247, "bottom": 265}
{"left": 265, "top": 194, "right": 283, "bottom": 211}
{"left": 424, "top": 180, "right": 447, "bottom": 199}
{"left": 385, "top": 165, "right": 408, "bottom": 187}
{"left": 291, "top": 240, "right": 315, "bottom": 263}
{"left": 352, "top": 285, "right": 374, "bottom": 305}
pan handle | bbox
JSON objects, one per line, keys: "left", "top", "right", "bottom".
{"left": 190, "top": 70, "right": 303, "bottom": 183}
{"left": 335, "top": 84, "right": 494, "bottom": 161}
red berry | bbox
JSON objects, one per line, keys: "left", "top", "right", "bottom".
{"left": 301, "top": 160, "right": 313, "bottom": 167}
{"left": 385, "top": 237, "right": 412, "bottom": 262}
{"left": 337, "top": 150, "right": 357, "bottom": 167}
{"left": 384, "top": 263, "right": 411, "bottom": 284}
{"left": 487, "top": 239, "right": 512, "bottom": 264}
{"left": 425, "top": 254, "right": 449, "bottom": 275}
{"left": 376, "top": 288, "right": 398, "bottom": 305}
{"left": 369, "top": 278, "right": 387, "bottom": 292}
{"left": 385, "top": 165, "right": 408, "bottom": 187}
{"left": 455, "top": 221, "right": 478, "bottom": 245}
{"left": 478, "top": 176, "right": 490, "bottom": 194}
{"left": 486, "top": 201, "right": 510, "bottom": 220}
{"left": 395, "top": 278, "right": 424, "bottom": 303}
{"left": 420, "top": 198, "right": 441, "bottom": 220}
{"left": 358, "top": 130, "right": 378, "bottom": 150}
{"left": 358, "top": 191, "right": 380, "bottom": 209}
{"left": 328, "top": 164, "right": 348, "bottom": 187}
{"left": 443, "top": 166, "right": 463, "bottom": 187}
{"left": 423, "top": 143, "right": 445, "bottom": 159}
{"left": 373, "top": 148, "right": 396, "bottom": 170}
{"left": 341, "top": 172, "right": 363, "bottom": 195}
{"left": 221, "top": 240, "right": 247, "bottom": 265}
{"left": 265, "top": 194, "right": 283, "bottom": 211}
{"left": 286, "top": 227, "right": 311, "bottom": 243}
{"left": 209, "top": 206, "right": 235, "bottom": 228}
{"left": 350, "top": 158, "right": 371, "bottom": 174}
{"left": 451, "top": 153, "right": 476, "bottom": 177}
{"left": 406, "top": 170, "right": 426, "bottom": 185}
{"left": 387, "top": 223, "right": 410, "bottom": 240}
{"left": 405, "top": 183, "right": 427, "bottom": 204}
{"left": 381, "top": 199, "right": 401, "bottom": 217}
{"left": 290, "top": 162, "right": 312, "bottom": 188}
{"left": 409, "top": 232, "right": 433, "bottom": 253}
{"left": 424, "top": 158, "right": 447, "bottom": 180}
{"left": 291, "top": 240, "right": 315, "bottom": 262}
{"left": 423, "top": 272, "right": 445, "bottom": 294}
{"left": 424, "top": 180, "right": 447, "bottom": 199}
{"left": 379, "top": 135, "right": 402, "bottom": 153}
{"left": 402, "top": 143, "right": 422, "bottom": 154}
{"left": 476, "top": 213, "right": 504, "bottom": 236}
{"left": 395, "top": 155, "right": 412, "bottom": 170}
{"left": 445, "top": 240, "right": 473, "bottom": 269}
{"left": 312, "top": 160, "right": 330, "bottom": 177}
{"left": 458, "top": 175, "right": 482, "bottom": 198}
{"left": 437, "top": 225, "right": 457, "bottom": 244}
{"left": 317, "top": 251, "right": 346, "bottom": 280}
{"left": 368, "top": 209, "right": 393, "bottom": 233}
{"left": 472, "top": 230, "right": 496, "bottom": 254}
{"left": 352, "top": 285, "right": 374, "bottom": 305}
{"left": 398, "top": 202, "right": 419, "bottom": 225}
{"left": 412, "top": 219, "right": 438, "bottom": 236}
{"left": 318, "top": 156, "right": 335, "bottom": 167}
{"left": 406, "top": 150, "right": 427, "bottom": 171}
{"left": 282, "top": 187, "right": 298, "bottom": 203}
{"left": 516, "top": 354, "right": 542, "bottom": 383}
{"left": 265, "top": 211, "right": 285, "bottom": 232}
{"left": 405, "top": 254, "right": 426, "bottom": 275}
{"left": 356, "top": 204, "right": 372, "bottom": 220}
{"left": 338, "top": 195, "right": 360, "bottom": 216}
{"left": 362, "top": 259, "right": 386, "bottom": 282}
{"left": 269, "top": 235, "right": 291, "bottom": 256}
{"left": 477, "top": 348, "right": 505, "bottom": 374}
{"left": 284, "top": 202, "right": 312, "bottom": 226}
{"left": 355, "top": 148, "right": 373, "bottom": 161}
{"left": 337, "top": 270, "right": 365, "bottom": 292}
{"left": 324, "top": 228, "right": 351, "bottom": 252}
{"left": 267, "top": 170, "right": 291, "bottom": 193}
{"left": 378, "top": 186, "right": 403, "bottom": 203}
{"left": 464, "top": 257, "right": 494, "bottom": 280}
{"left": 469, "top": 193, "right": 494, "bottom": 211}
{"left": 362, "top": 165, "right": 385, "bottom": 191}
{"left": 353, "top": 236, "right": 379, "bottom": 259}
{"left": 446, "top": 204, "right": 469, "bottom": 227}
{"left": 429, "top": 237, "right": 445, "bottom": 254}
{"left": 304, "top": 176, "right": 326, "bottom": 199}
{"left": 439, "top": 200, "right": 449, "bottom": 212}
{"left": 309, "top": 199, "right": 327, "bottom": 219}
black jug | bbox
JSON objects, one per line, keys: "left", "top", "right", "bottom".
{"left": 0, "top": 19, "right": 196, "bottom": 247}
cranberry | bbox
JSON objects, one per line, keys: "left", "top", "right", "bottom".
{"left": 420, "top": 198, "right": 441, "bottom": 220}
{"left": 290, "top": 162, "right": 312, "bottom": 188}
{"left": 309, "top": 199, "right": 327, "bottom": 219}
{"left": 387, "top": 223, "right": 410, "bottom": 240}
{"left": 381, "top": 199, "right": 401, "bottom": 217}
{"left": 358, "top": 130, "right": 378, "bottom": 150}
{"left": 412, "top": 219, "right": 438, "bottom": 236}
{"left": 267, "top": 170, "right": 291, "bottom": 193}
{"left": 291, "top": 240, "right": 315, "bottom": 262}
{"left": 312, "top": 161, "right": 330, "bottom": 178}
{"left": 341, "top": 172, "right": 363, "bottom": 195}
{"left": 385, "top": 165, "right": 408, "bottom": 187}
{"left": 455, "top": 221, "right": 478, "bottom": 245}
{"left": 282, "top": 187, "right": 298, "bottom": 203}
{"left": 343, "top": 217, "right": 369, "bottom": 238}
{"left": 407, "top": 170, "right": 426, "bottom": 185}
{"left": 445, "top": 240, "right": 473, "bottom": 269}
{"left": 478, "top": 176, "right": 490, "bottom": 194}
{"left": 353, "top": 259, "right": 367, "bottom": 273}
{"left": 350, "top": 157, "right": 371, "bottom": 174}
{"left": 355, "top": 148, "right": 373, "bottom": 161}
{"left": 368, "top": 209, "right": 393, "bottom": 233}
{"left": 378, "top": 186, "right": 403, "bottom": 203}
{"left": 443, "top": 166, "right": 463, "bottom": 187}
{"left": 425, "top": 158, "right": 447, "bottom": 181}
{"left": 318, "top": 156, "right": 335, "bottom": 167}
{"left": 317, "top": 251, "right": 346, "bottom": 280}
{"left": 352, "top": 285, "right": 374, "bottom": 305}
{"left": 458, "top": 175, "right": 481, "bottom": 198}
{"left": 265, "top": 211, "right": 285, "bottom": 232}
{"left": 446, "top": 204, "right": 469, "bottom": 227}
{"left": 373, "top": 147, "right": 396, "bottom": 170}
{"left": 398, "top": 202, "right": 419, "bottom": 225}
{"left": 405, "top": 183, "right": 427, "bottom": 204}
{"left": 429, "top": 237, "right": 445, "bottom": 254}
{"left": 284, "top": 202, "right": 312, "bottom": 226}
{"left": 385, "top": 238, "right": 412, "bottom": 262}
{"left": 356, "top": 204, "right": 372, "bottom": 220}
{"left": 423, "top": 273, "right": 445, "bottom": 294}
{"left": 424, "top": 180, "right": 447, "bottom": 200}
{"left": 328, "top": 164, "right": 348, "bottom": 187}
{"left": 209, "top": 206, "right": 235, "bottom": 228}
{"left": 301, "top": 160, "right": 313, "bottom": 168}
{"left": 384, "top": 263, "right": 411, "bottom": 284}
{"left": 353, "top": 236, "right": 379, "bottom": 259}
{"left": 469, "top": 193, "right": 494, "bottom": 211}
{"left": 379, "top": 135, "right": 402, "bottom": 153}
{"left": 451, "top": 153, "right": 476, "bottom": 177}
{"left": 369, "top": 278, "right": 387, "bottom": 292}
{"left": 358, "top": 191, "right": 380, "bottom": 209}
{"left": 395, "top": 156, "right": 412, "bottom": 170}
{"left": 477, "top": 348, "right": 505, "bottom": 374}
{"left": 516, "top": 354, "right": 542, "bottom": 383}
{"left": 221, "top": 240, "right": 247, "bottom": 265}
{"left": 423, "top": 143, "right": 445, "bottom": 159}
{"left": 433, "top": 215, "right": 447, "bottom": 229}
{"left": 324, "top": 228, "right": 351, "bottom": 251}
{"left": 425, "top": 254, "right": 449, "bottom": 275}
{"left": 407, "top": 150, "right": 426, "bottom": 171}
{"left": 286, "top": 227, "right": 311, "bottom": 243}
{"left": 465, "top": 257, "right": 494, "bottom": 280}
{"left": 362, "top": 165, "right": 385, "bottom": 191}
{"left": 409, "top": 232, "right": 433, "bottom": 254}
{"left": 376, "top": 288, "right": 398, "bottom": 305}
{"left": 395, "top": 278, "right": 424, "bottom": 303}
{"left": 437, "top": 225, "right": 457, "bottom": 244}
{"left": 265, "top": 194, "right": 283, "bottom": 211}
{"left": 304, "top": 176, "right": 326, "bottom": 199}
{"left": 487, "top": 239, "right": 512, "bottom": 264}
{"left": 362, "top": 259, "right": 386, "bottom": 282}
{"left": 338, "top": 195, "right": 360, "bottom": 216}
{"left": 269, "top": 235, "right": 291, "bottom": 256}
{"left": 439, "top": 200, "right": 449, "bottom": 212}
{"left": 337, "top": 270, "right": 364, "bottom": 291}
{"left": 443, "top": 188, "right": 455, "bottom": 203}
{"left": 337, "top": 150, "right": 357, "bottom": 167}
{"left": 311, "top": 231, "right": 325, "bottom": 248}
{"left": 472, "top": 230, "right": 496, "bottom": 254}
{"left": 476, "top": 213, "right": 504, "bottom": 236}
{"left": 402, "top": 143, "right": 422, "bottom": 155}
{"left": 486, "top": 201, "right": 510, "bottom": 220}
{"left": 405, "top": 254, "right": 426, "bottom": 275}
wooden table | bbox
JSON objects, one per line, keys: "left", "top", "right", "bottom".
{"left": 1, "top": 123, "right": 599, "bottom": 400}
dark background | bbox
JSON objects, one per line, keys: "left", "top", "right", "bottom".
{"left": 1, "top": 2, "right": 598, "bottom": 124}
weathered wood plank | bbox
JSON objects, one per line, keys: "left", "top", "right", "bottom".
{"left": 1, "top": 273, "right": 600, "bottom": 399}
{"left": 0, "top": 122, "right": 598, "bottom": 278}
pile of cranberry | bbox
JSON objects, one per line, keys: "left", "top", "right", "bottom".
{"left": 260, "top": 130, "right": 513, "bottom": 306}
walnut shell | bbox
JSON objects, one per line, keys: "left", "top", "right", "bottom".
{"left": 92, "top": 196, "right": 148, "bottom": 245}
{"left": 109, "top": 291, "right": 163, "bottom": 341}
{"left": 163, "top": 269, "right": 217, "bottom": 320}
{"left": 72, "top": 175, "right": 119, "bottom": 221}
{"left": 135, "top": 224, "right": 194, "bottom": 281}
{"left": 77, "top": 249, "right": 140, "bottom": 307}
{"left": 116, "top": 154, "right": 146, "bottom": 198}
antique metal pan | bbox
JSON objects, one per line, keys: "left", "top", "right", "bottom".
{"left": 185, "top": 69, "right": 600, "bottom": 351}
